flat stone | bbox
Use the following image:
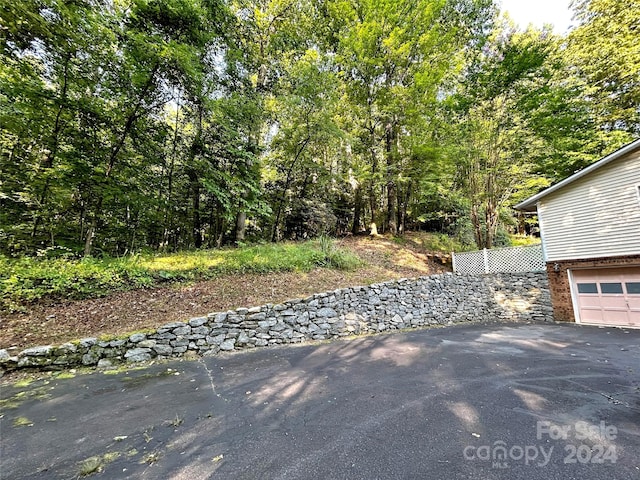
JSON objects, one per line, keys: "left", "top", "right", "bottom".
{"left": 21, "top": 345, "right": 53, "bottom": 357}
{"left": 317, "top": 307, "right": 338, "bottom": 318}
{"left": 220, "top": 339, "right": 236, "bottom": 351}
{"left": 55, "top": 343, "right": 78, "bottom": 354}
{"left": 129, "top": 333, "right": 146, "bottom": 343}
{"left": 153, "top": 344, "right": 173, "bottom": 356}
{"left": 228, "top": 314, "right": 245, "bottom": 324}
{"left": 211, "top": 312, "right": 227, "bottom": 323}
{"left": 158, "top": 322, "right": 186, "bottom": 333}
{"left": 18, "top": 356, "right": 53, "bottom": 368}
{"left": 188, "top": 317, "right": 208, "bottom": 327}
{"left": 173, "top": 326, "right": 192, "bottom": 336}
{"left": 258, "top": 319, "right": 277, "bottom": 329}
{"left": 208, "top": 334, "right": 227, "bottom": 345}
{"left": 138, "top": 340, "right": 156, "bottom": 349}
{"left": 79, "top": 338, "right": 98, "bottom": 348}
{"left": 191, "top": 326, "right": 210, "bottom": 336}
{"left": 81, "top": 352, "right": 100, "bottom": 365}
{"left": 124, "top": 348, "right": 152, "bottom": 362}
{"left": 97, "top": 359, "right": 114, "bottom": 369}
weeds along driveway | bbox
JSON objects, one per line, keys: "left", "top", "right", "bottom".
{"left": 2, "top": 323, "right": 640, "bottom": 480}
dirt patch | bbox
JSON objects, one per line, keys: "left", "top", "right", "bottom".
{"left": 0, "top": 235, "right": 449, "bottom": 351}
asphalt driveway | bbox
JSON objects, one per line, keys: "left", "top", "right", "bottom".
{"left": 2, "top": 322, "right": 640, "bottom": 479}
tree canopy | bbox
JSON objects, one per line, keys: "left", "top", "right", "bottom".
{"left": 1, "top": 0, "right": 637, "bottom": 254}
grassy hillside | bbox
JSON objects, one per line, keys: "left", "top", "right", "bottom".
{"left": 0, "top": 238, "right": 361, "bottom": 312}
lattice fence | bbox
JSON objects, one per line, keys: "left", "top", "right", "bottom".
{"left": 452, "top": 244, "right": 545, "bottom": 275}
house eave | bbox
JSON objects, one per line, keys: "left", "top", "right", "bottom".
{"left": 515, "top": 138, "right": 640, "bottom": 211}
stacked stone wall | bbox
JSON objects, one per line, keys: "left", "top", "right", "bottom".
{"left": 0, "top": 272, "right": 552, "bottom": 373}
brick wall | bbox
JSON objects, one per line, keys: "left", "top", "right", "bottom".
{"left": 546, "top": 255, "right": 640, "bottom": 322}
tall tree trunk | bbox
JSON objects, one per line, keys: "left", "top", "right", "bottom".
{"left": 189, "top": 169, "right": 202, "bottom": 248}
{"left": 352, "top": 185, "right": 362, "bottom": 235}
{"left": 188, "top": 101, "right": 205, "bottom": 249}
{"left": 470, "top": 203, "right": 483, "bottom": 249}
{"left": 84, "top": 198, "right": 102, "bottom": 257}
{"left": 368, "top": 122, "right": 378, "bottom": 233}
{"left": 235, "top": 211, "right": 246, "bottom": 243}
{"left": 162, "top": 90, "right": 181, "bottom": 249}
{"left": 398, "top": 184, "right": 409, "bottom": 235}
{"left": 385, "top": 120, "right": 397, "bottom": 235}
{"left": 271, "top": 136, "right": 310, "bottom": 242}
{"left": 485, "top": 200, "right": 498, "bottom": 249}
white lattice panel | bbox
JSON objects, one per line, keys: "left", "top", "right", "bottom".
{"left": 451, "top": 250, "right": 488, "bottom": 275}
{"left": 453, "top": 245, "right": 544, "bottom": 275}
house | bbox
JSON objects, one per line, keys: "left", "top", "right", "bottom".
{"left": 515, "top": 139, "right": 640, "bottom": 328}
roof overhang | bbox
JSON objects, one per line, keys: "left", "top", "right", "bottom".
{"left": 515, "top": 138, "right": 640, "bottom": 212}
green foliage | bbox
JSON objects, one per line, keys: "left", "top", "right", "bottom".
{"left": 417, "top": 232, "right": 475, "bottom": 253}
{"left": 0, "top": 0, "right": 637, "bottom": 261}
{"left": 567, "top": 0, "right": 640, "bottom": 134}
{"left": 0, "top": 254, "right": 154, "bottom": 311}
{"left": 509, "top": 235, "right": 541, "bottom": 247}
{"left": 315, "top": 235, "right": 362, "bottom": 270}
{"left": 447, "top": 21, "right": 558, "bottom": 249}
{"left": 0, "top": 240, "right": 361, "bottom": 311}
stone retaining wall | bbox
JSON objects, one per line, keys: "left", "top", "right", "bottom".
{"left": 0, "top": 272, "right": 552, "bottom": 373}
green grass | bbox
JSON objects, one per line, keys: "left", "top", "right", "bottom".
{"left": 509, "top": 235, "right": 541, "bottom": 247}
{"left": 414, "top": 232, "right": 476, "bottom": 253}
{"left": 0, "top": 239, "right": 360, "bottom": 312}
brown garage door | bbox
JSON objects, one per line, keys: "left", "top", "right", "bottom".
{"left": 572, "top": 267, "right": 640, "bottom": 327}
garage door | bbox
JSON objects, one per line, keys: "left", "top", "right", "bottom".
{"left": 571, "top": 267, "right": 640, "bottom": 327}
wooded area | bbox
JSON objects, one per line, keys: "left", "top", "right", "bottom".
{"left": 1, "top": 0, "right": 638, "bottom": 256}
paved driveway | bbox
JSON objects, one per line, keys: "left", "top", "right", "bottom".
{"left": 2, "top": 323, "right": 640, "bottom": 479}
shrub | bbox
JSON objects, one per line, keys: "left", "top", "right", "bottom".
{"left": 315, "top": 235, "right": 362, "bottom": 270}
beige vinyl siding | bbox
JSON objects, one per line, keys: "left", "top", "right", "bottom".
{"left": 539, "top": 150, "right": 640, "bottom": 261}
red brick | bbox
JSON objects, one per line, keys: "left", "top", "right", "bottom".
{"left": 546, "top": 255, "right": 640, "bottom": 322}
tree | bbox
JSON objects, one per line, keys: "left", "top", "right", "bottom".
{"left": 325, "top": 0, "right": 493, "bottom": 235}
{"left": 568, "top": 0, "right": 640, "bottom": 135}
{"left": 265, "top": 48, "right": 342, "bottom": 240}
{"left": 451, "top": 23, "right": 555, "bottom": 248}
{"left": 0, "top": 0, "right": 233, "bottom": 255}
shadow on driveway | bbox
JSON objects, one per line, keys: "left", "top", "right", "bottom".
{"left": 2, "top": 322, "right": 640, "bottom": 479}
